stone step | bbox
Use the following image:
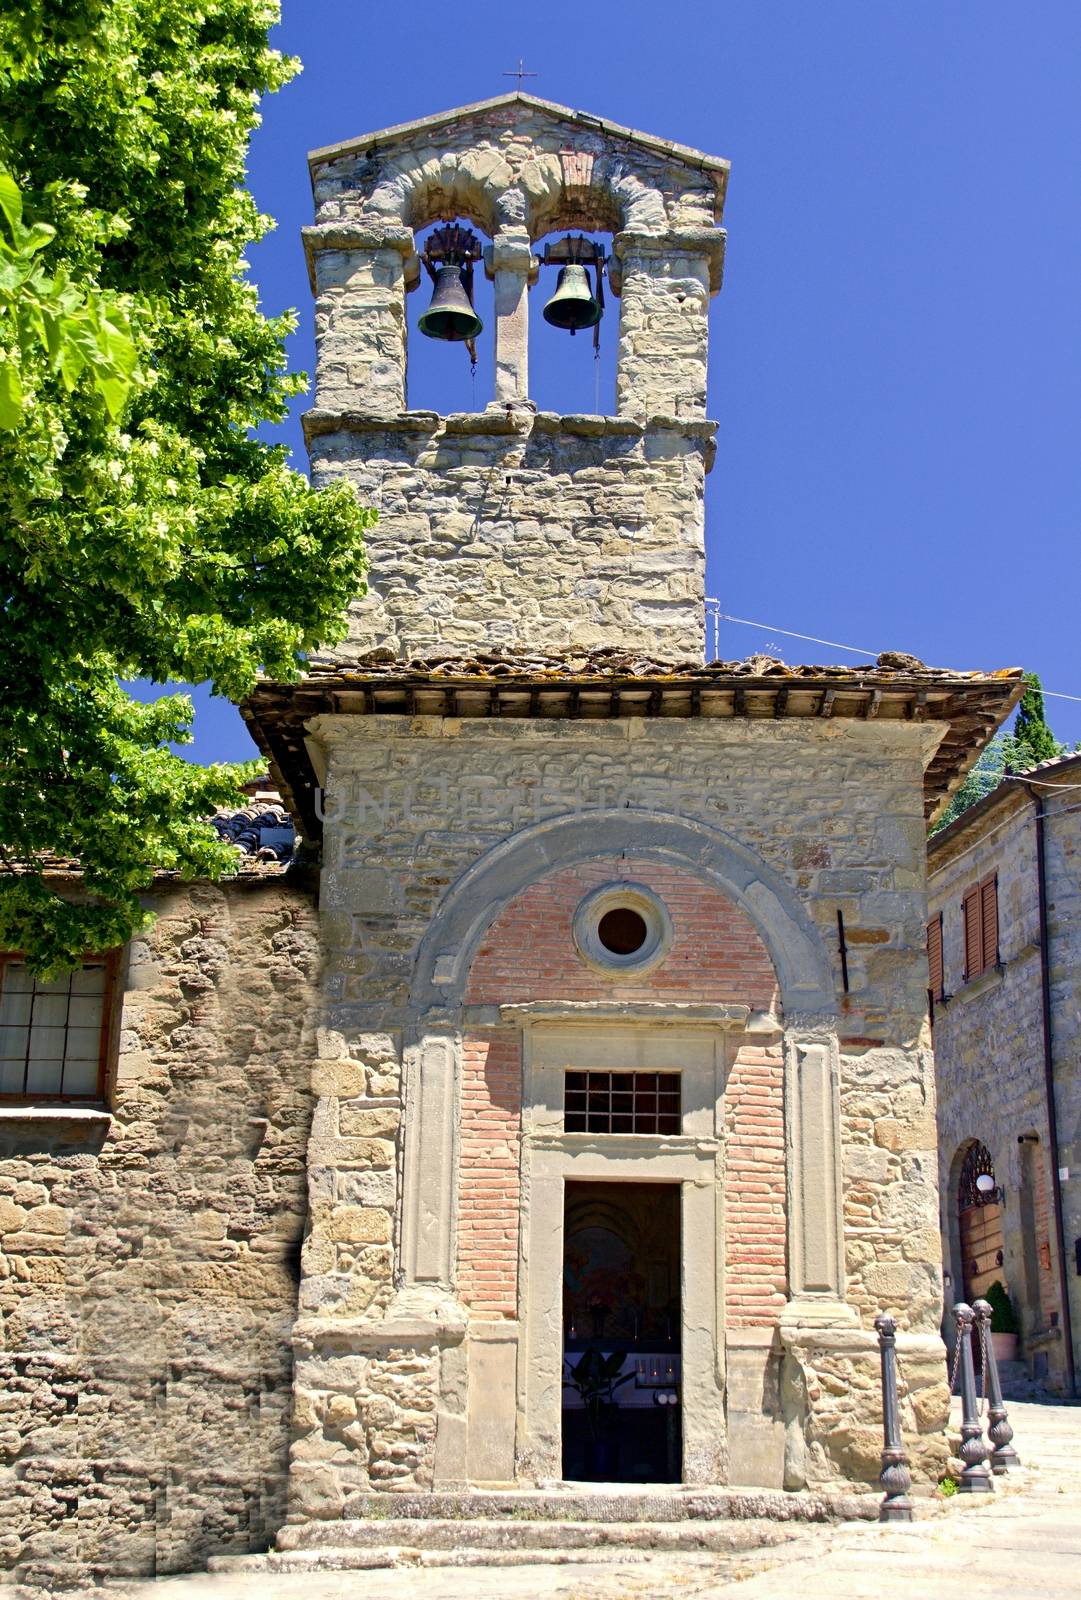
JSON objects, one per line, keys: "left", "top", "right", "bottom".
{"left": 210, "top": 1545, "right": 705, "bottom": 1574}
{"left": 273, "top": 1516, "right": 800, "bottom": 1556}
{"left": 288, "top": 1486, "right": 876, "bottom": 1533}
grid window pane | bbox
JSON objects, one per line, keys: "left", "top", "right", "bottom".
{"left": 0, "top": 1058, "right": 24, "bottom": 1093}
{"left": 563, "top": 1070, "right": 681, "bottom": 1134}
{"left": 0, "top": 960, "right": 106, "bottom": 1098}
{"left": 59, "top": 1060, "right": 100, "bottom": 1096}
{"left": 26, "top": 1059, "right": 64, "bottom": 1096}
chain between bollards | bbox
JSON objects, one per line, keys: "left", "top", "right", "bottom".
{"left": 973, "top": 1299, "right": 1020, "bottom": 1473}
{"left": 874, "top": 1313, "right": 914, "bottom": 1522}
{"left": 952, "top": 1303, "right": 994, "bottom": 1492}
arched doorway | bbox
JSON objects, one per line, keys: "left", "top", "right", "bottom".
{"left": 957, "top": 1140, "right": 1006, "bottom": 1305}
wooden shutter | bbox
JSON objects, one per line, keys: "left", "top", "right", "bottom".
{"left": 927, "top": 913, "right": 943, "bottom": 1001}
{"left": 962, "top": 886, "right": 981, "bottom": 980}
{"left": 980, "top": 875, "right": 999, "bottom": 972}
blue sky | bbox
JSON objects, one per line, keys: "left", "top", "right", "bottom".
{"left": 151, "top": 0, "right": 1081, "bottom": 761}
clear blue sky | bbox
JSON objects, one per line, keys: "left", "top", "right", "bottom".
{"left": 153, "top": 0, "right": 1081, "bottom": 761}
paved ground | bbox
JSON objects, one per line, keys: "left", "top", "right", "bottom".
{"left": 77, "top": 1400, "right": 1081, "bottom": 1600}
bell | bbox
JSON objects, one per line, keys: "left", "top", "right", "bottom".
{"left": 542, "top": 263, "right": 602, "bottom": 334}
{"left": 418, "top": 264, "right": 483, "bottom": 342}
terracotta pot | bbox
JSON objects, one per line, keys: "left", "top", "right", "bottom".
{"left": 991, "top": 1331, "right": 1019, "bottom": 1363}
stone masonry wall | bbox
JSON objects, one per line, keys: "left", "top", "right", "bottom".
{"left": 296, "top": 713, "right": 949, "bottom": 1497}
{"left": 0, "top": 878, "right": 318, "bottom": 1591}
{"left": 929, "top": 770, "right": 1081, "bottom": 1388}
{"left": 306, "top": 411, "right": 711, "bottom": 662}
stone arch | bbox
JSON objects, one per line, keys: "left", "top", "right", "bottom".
{"left": 410, "top": 808, "right": 836, "bottom": 1017}
{"left": 358, "top": 140, "right": 668, "bottom": 245}
{"left": 948, "top": 1137, "right": 1005, "bottom": 1306}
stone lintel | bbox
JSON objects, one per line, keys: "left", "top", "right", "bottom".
{"left": 611, "top": 227, "right": 728, "bottom": 294}
{"left": 779, "top": 1322, "right": 944, "bottom": 1360}
{"left": 292, "top": 1307, "right": 468, "bottom": 1353}
{"left": 301, "top": 406, "right": 718, "bottom": 445}
{"left": 500, "top": 1001, "right": 751, "bottom": 1028}
{"left": 0, "top": 1104, "right": 112, "bottom": 1127}
{"left": 778, "top": 1298, "right": 860, "bottom": 1331}
{"left": 302, "top": 221, "right": 418, "bottom": 258}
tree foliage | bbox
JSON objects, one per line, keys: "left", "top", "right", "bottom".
{"left": 1002, "top": 673, "right": 1065, "bottom": 773}
{"left": 932, "top": 673, "right": 1068, "bottom": 835}
{"left": 0, "top": 3, "right": 373, "bottom": 974}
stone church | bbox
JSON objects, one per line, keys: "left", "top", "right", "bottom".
{"left": 0, "top": 94, "right": 1022, "bottom": 1585}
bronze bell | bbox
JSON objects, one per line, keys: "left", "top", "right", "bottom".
{"left": 418, "top": 264, "right": 483, "bottom": 342}
{"left": 542, "top": 263, "right": 602, "bottom": 335}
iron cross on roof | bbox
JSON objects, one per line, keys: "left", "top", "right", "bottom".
{"left": 502, "top": 59, "right": 538, "bottom": 90}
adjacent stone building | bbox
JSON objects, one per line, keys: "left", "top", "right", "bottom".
{"left": 0, "top": 92, "right": 1025, "bottom": 1584}
{"left": 0, "top": 813, "right": 318, "bottom": 1590}
{"left": 928, "top": 753, "right": 1081, "bottom": 1396}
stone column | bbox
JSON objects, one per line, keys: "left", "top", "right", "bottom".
{"left": 484, "top": 228, "right": 537, "bottom": 405}
{"left": 781, "top": 1032, "right": 853, "bottom": 1324}
{"left": 395, "top": 1028, "right": 466, "bottom": 1324}
{"left": 611, "top": 229, "right": 725, "bottom": 419}
{"left": 302, "top": 222, "right": 419, "bottom": 414}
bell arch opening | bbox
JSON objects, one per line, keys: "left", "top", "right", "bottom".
{"left": 529, "top": 228, "right": 617, "bottom": 416}
{"left": 406, "top": 218, "right": 494, "bottom": 412}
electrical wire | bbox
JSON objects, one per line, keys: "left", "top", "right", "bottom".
{"left": 703, "top": 603, "right": 1081, "bottom": 705}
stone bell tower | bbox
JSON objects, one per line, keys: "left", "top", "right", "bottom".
{"left": 302, "top": 93, "right": 727, "bottom": 663}
{"left": 243, "top": 91, "right": 1020, "bottom": 1539}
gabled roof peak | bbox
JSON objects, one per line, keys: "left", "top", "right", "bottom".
{"left": 308, "top": 91, "right": 730, "bottom": 184}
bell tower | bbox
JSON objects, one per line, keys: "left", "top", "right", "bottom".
{"left": 303, "top": 92, "right": 728, "bottom": 663}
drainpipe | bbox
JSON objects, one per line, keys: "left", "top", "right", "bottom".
{"left": 1024, "top": 780, "right": 1077, "bottom": 1397}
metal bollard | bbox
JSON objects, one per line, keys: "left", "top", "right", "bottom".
{"left": 972, "top": 1298, "right": 1020, "bottom": 1473}
{"left": 874, "top": 1313, "right": 914, "bottom": 1522}
{"left": 953, "top": 1303, "right": 994, "bottom": 1492}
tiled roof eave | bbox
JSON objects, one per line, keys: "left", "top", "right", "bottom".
{"left": 242, "top": 660, "right": 1024, "bottom": 844}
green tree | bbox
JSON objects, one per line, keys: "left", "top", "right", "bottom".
{"left": 931, "top": 673, "right": 1069, "bottom": 835}
{"left": 1003, "top": 673, "right": 1065, "bottom": 773}
{"left": 932, "top": 734, "right": 1008, "bottom": 834}
{"left": 0, "top": 3, "right": 373, "bottom": 975}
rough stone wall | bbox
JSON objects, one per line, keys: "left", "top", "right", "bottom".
{"left": 296, "top": 713, "right": 948, "bottom": 1499}
{"left": 0, "top": 878, "right": 318, "bottom": 1590}
{"left": 306, "top": 411, "right": 711, "bottom": 662}
{"left": 929, "top": 772, "right": 1081, "bottom": 1387}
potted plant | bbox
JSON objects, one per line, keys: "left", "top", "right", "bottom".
{"left": 564, "top": 1344, "right": 634, "bottom": 1479}
{"left": 985, "top": 1279, "right": 1020, "bottom": 1363}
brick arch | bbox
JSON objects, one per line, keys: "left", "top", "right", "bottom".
{"left": 465, "top": 857, "right": 778, "bottom": 1010}
{"left": 410, "top": 808, "right": 836, "bottom": 1018}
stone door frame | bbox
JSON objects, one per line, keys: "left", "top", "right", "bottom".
{"left": 514, "top": 1015, "right": 732, "bottom": 1485}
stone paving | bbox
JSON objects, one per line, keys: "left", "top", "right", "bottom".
{"left": 70, "top": 1401, "right": 1080, "bottom": 1600}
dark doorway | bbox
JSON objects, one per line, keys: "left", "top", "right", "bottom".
{"left": 561, "top": 1180, "right": 681, "bottom": 1482}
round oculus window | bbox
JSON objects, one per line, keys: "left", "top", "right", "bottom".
{"left": 597, "top": 906, "right": 648, "bottom": 955}
{"left": 572, "top": 884, "right": 672, "bottom": 976}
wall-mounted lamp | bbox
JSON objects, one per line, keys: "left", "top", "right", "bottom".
{"left": 976, "top": 1172, "right": 1005, "bottom": 1205}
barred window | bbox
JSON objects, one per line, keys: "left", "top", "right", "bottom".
{"left": 564, "top": 1071, "right": 681, "bottom": 1135}
{"left": 0, "top": 955, "right": 118, "bottom": 1101}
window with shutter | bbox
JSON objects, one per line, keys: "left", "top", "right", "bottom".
{"left": 927, "top": 913, "right": 943, "bottom": 1002}
{"left": 961, "top": 874, "right": 1000, "bottom": 982}
{"left": 980, "top": 875, "right": 999, "bottom": 972}
{"left": 962, "top": 886, "right": 981, "bottom": 981}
